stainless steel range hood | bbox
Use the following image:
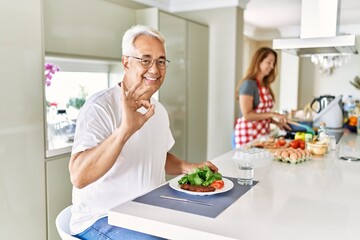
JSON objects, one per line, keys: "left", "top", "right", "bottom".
{"left": 273, "top": 0, "right": 360, "bottom": 56}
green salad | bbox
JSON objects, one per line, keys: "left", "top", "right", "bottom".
{"left": 177, "top": 166, "right": 222, "bottom": 186}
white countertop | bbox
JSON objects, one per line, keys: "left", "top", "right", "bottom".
{"left": 108, "top": 132, "right": 360, "bottom": 240}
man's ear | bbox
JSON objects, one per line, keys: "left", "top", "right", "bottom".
{"left": 122, "top": 55, "right": 129, "bottom": 70}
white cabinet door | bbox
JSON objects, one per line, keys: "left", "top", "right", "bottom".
{"left": 187, "top": 21, "right": 209, "bottom": 163}
{"left": 159, "top": 12, "right": 188, "bottom": 159}
{"left": 46, "top": 157, "right": 73, "bottom": 240}
{"left": 159, "top": 12, "right": 209, "bottom": 163}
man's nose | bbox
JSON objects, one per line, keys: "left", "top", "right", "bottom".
{"left": 148, "top": 60, "right": 160, "bottom": 72}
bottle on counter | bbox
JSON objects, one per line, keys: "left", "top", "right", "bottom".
{"left": 344, "top": 95, "right": 356, "bottom": 119}
{"left": 318, "top": 122, "right": 330, "bottom": 152}
{"left": 318, "top": 122, "right": 328, "bottom": 141}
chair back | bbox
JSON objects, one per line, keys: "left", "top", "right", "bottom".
{"left": 55, "top": 205, "right": 79, "bottom": 240}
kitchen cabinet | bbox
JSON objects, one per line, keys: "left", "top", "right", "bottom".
{"left": 46, "top": 157, "right": 72, "bottom": 240}
{"left": 160, "top": 12, "right": 209, "bottom": 162}
{"left": 43, "top": 1, "right": 141, "bottom": 239}
{"left": 186, "top": 21, "right": 209, "bottom": 163}
{"left": 159, "top": 13, "right": 188, "bottom": 159}
{"left": 1, "top": 0, "right": 209, "bottom": 239}
{"left": 0, "top": 0, "right": 47, "bottom": 239}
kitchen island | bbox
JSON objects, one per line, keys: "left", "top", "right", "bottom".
{"left": 108, "top": 132, "right": 360, "bottom": 240}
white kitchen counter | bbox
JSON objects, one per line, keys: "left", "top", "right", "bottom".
{"left": 108, "top": 132, "right": 360, "bottom": 240}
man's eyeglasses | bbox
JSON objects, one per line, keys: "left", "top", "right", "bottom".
{"left": 126, "top": 56, "right": 170, "bottom": 70}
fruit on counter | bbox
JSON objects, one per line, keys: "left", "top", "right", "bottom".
{"left": 289, "top": 139, "right": 305, "bottom": 150}
{"left": 305, "top": 133, "right": 313, "bottom": 142}
{"left": 348, "top": 116, "right": 358, "bottom": 127}
{"left": 252, "top": 136, "right": 289, "bottom": 149}
{"left": 274, "top": 137, "right": 287, "bottom": 147}
{"left": 210, "top": 179, "right": 225, "bottom": 190}
{"left": 273, "top": 148, "right": 311, "bottom": 164}
{"left": 294, "top": 132, "right": 305, "bottom": 141}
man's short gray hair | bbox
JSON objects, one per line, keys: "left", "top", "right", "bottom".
{"left": 122, "top": 25, "right": 166, "bottom": 56}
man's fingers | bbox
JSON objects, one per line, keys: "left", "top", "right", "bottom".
{"left": 142, "top": 104, "right": 155, "bottom": 120}
{"left": 127, "top": 79, "right": 142, "bottom": 93}
{"left": 125, "top": 81, "right": 150, "bottom": 100}
{"left": 205, "top": 161, "right": 218, "bottom": 173}
{"left": 138, "top": 99, "right": 152, "bottom": 109}
{"left": 120, "top": 83, "right": 126, "bottom": 99}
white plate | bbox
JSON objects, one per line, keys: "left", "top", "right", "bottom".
{"left": 169, "top": 175, "right": 234, "bottom": 196}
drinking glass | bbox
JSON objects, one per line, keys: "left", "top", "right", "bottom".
{"left": 233, "top": 148, "right": 254, "bottom": 185}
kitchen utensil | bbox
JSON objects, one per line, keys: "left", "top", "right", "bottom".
{"left": 307, "top": 141, "right": 327, "bottom": 156}
{"left": 339, "top": 156, "right": 360, "bottom": 161}
{"left": 287, "top": 120, "right": 315, "bottom": 135}
{"left": 159, "top": 195, "right": 213, "bottom": 206}
{"left": 310, "top": 95, "right": 336, "bottom": 113}
{"left": 313, "top": 95, "right": 343, "bottom": 129}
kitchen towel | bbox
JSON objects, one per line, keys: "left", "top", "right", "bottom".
{"left": 133, "top": 177, "right": 258, "bottom": 218}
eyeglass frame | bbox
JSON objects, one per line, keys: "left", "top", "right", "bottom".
{"left": 125, "top": 55, "right": 170, "bottom": 70}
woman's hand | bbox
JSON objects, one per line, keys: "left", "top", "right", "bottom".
{"left": 272, "top": 113, "right": 291, "bottom": 131}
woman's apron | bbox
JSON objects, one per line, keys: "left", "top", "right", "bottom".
{"left": 234, "top": 80, "right": 274, "bottom": 148}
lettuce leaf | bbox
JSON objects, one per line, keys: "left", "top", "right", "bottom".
{"left": 177, "top": 166, "right": 222, "bottom": 186}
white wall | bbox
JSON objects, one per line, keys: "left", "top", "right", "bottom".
{"left": 44, "top": 1, "right": 141, "bottom": 239}
{"left": 0, "top": 0, "right": 46, "bottom": 239}
{"left": 278, "top": 51, "right": 299, "bottom": 112}
{"left": 299, "top": 54, "right": 360, "bottom": 108}
{"left": 0, "top": 0, "right": 144, "bottom": 239}
{"left": 44, "top": 0, "right": 135, "bottom": 59}
{"left": 178, "top": 7, "right": 244, "bottom": 159}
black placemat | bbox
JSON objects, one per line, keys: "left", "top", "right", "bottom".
{"left": 133, "top": 177, "right": 258, "bottom": 218}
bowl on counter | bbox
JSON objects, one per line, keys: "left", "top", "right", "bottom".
{"left": 306, "top": 141, "right": 327, "bottom": 156}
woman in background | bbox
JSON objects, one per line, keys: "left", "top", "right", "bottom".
{"left": 234, "top": 47, "right": 290, "bottom": 148}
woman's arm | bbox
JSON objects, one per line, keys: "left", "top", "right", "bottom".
{"left": 239, "top": 95, "right": 274, "bottom": 121}
{"left": 270, "top": 116, "right": 291, "bottom": 130}
{"left": 239, "top": 95, "right": 291, "bottom": 130}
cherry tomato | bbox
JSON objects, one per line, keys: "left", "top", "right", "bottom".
{"left": 210, "top": 180, "right": 224, "bottom": 189}
{"left": 289, "top": 140, "right": 299, "bottom": 149}
{"left": 299, "top": 140, "right": 305, "bottom": 150}
{"left": 277, "top": 139, "right": 287, "bottom": 146}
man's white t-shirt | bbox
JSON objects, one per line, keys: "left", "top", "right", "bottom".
{"left": 70, "top": 84, "right": 175, "bottom": 234}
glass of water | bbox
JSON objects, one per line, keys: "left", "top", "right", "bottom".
{"left": 233, "top": 148, "right": 255, "bottom": 185}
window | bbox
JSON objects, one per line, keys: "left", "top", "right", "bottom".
{"left": 44, "top": 56, "right": 122, "bottom": 158}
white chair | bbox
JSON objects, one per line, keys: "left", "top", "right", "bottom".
{"left": 55, "top": 205, "right": 80, "bottom": 240}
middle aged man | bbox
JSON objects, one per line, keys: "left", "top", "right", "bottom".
{"left": 68, "top": 25, "right": 218, "bottom": 240}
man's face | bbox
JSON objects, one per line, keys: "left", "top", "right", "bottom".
{"left": 122, "top": 35, "right": 167, "bottom": 100}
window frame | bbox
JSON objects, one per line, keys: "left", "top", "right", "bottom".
{"left": 44, "top": 55, "right": 122, "bottom": 158}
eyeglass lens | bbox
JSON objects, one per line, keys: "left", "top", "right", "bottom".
{"left": 140, "top": 58, "right": 168, "bottom": 69}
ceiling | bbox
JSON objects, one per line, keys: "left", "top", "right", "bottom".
{"left": 245, "top": 0, "right": 360, "bottom": 40}
{"left": 131, "top": 0, "right": 360, "bottom": 40}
